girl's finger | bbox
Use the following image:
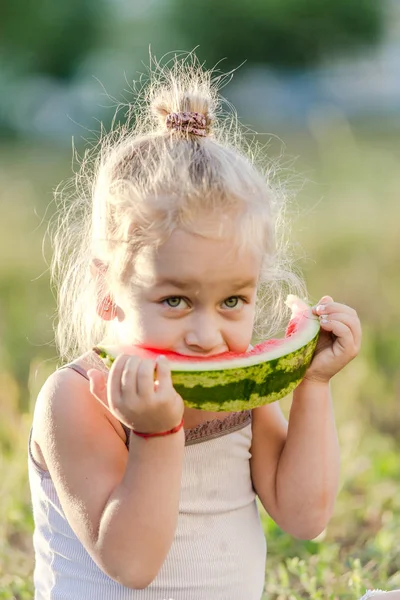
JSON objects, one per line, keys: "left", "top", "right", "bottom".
{"left": 136, "top": 359, "right": 157, "bottom": 399}
{"left": 319, "top": 318, "right": 360, "bottom": 357}
{"left": 112, "top": 354, "right": 136, "bottom": 402}
{"left": 313, "top": 301, "right": 356, "bottom": 317}
{"left": 319, "top": 312, "right": 361, "bottom": 345}
{"left": 154, "top": 355, "right": 173, "bottom": 394}
{"left": 87, "top": 368, "right": 108, "bottom": 407}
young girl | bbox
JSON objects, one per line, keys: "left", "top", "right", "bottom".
{"left": 28, "top": 57, "right": 361, "bottom": 599}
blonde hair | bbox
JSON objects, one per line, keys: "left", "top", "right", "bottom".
{"left": 50, "top": 52, "right": 306, "bottom": 362}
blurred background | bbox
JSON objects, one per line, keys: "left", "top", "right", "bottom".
{"left": 1, "top": 1, "right": 399, "bottom": 598}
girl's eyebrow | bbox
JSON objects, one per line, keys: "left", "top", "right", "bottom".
{"left": 154, "top": 277, "right": 257, "bottom": 290}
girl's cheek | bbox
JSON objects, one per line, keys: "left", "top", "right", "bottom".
{"left": 225, "top": 322, "right": 254, "bottom": 354}
{"left": 141, "top": 313, "right": 181, "bottom": 346}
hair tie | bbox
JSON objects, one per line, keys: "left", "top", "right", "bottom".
{"left": 165, "top": 111, "right": 207, "bottom": 137}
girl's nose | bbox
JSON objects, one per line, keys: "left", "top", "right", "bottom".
{"left": 185, "top": 313, "right": 224, "bottom": 354}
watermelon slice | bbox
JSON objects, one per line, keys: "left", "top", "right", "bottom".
{"left": 93, "top": 295, "right": 320, "bottom": 411}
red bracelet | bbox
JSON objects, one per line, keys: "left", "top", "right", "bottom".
{"left": 131, "top": 417, "right": 185, "bottom": 440}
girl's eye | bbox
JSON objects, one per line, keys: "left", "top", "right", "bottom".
{"left": 223, "top": 296, "right": 243, "bottom": 309}
{"left": 163, "top": 296, "right": 187, "bottom": 309}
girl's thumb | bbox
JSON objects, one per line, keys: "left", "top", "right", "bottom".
{"left": 87, "top": 369, "right": 109, "bottom": 408}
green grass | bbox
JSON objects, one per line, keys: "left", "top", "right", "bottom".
{"left": 1, "top": 116, "right": 400, "bottom": 598}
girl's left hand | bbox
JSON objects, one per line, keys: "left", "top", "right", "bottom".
{"left": 305, "top": 295, "right": 362, "bottom": 384}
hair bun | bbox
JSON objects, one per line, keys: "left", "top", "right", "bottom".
{"left": 151, "top": 84, "right": 214, "bottom": 138}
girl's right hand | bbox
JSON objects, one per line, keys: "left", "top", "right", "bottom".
{"left": 87, "top": 354, "right": 185, "bottom": 434}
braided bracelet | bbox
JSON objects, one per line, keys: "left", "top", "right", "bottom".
{"left": 132, "top": 417, "right": 184, "bottom": 440}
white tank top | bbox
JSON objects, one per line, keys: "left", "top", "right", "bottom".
{"left": 28, "top": 367, "right": 267, "bottom": 599}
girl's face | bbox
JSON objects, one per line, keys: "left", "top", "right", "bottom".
{"left": 112, "top": 228, "right": 261, "bottom": 356}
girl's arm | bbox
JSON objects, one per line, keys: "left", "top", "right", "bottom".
{"left": 35, "top": 367, "right": 185, "bottom": 589}
{"left": 250, "top": 380, "right": 340, "bottom": 539}
{"left": 250, "top": 297, "right": 360, "bottom": 539}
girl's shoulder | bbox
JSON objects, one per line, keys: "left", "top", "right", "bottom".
{"left": 31, "top": 353, "right": 127, "bottom": 472}
{"left": 29, "top": 356, "right": 134, "bottom": 566}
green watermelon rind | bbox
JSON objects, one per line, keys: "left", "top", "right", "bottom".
{"left": 173, "top": 330, "right": 319, "bottom": 411}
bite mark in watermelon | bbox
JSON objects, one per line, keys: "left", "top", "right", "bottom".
{"left": 93, "top": 295, "right": 320, "bottom": 412}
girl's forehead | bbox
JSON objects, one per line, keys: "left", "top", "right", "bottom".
{"left": 133, "top": 229, "right": 262, "bottom": 286}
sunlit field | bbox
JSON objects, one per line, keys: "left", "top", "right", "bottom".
{"left": 1, "top": 115, "right": 399, "bottom": 599}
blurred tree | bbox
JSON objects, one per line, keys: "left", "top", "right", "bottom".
{"left": 0, "top": 0, "right": 109, "bottom": 80}
{"left": 170, "top": 0, "right": 385, "bottom": 70}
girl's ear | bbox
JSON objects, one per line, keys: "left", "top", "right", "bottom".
{"left": 90, "top": 258, "right": 108, "bottom": 278}
{"left": 96, "top": 294, "right": 118, "bottom": 321}
{"left": 91, "top": 259, "right": 118, "bottom": 321}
